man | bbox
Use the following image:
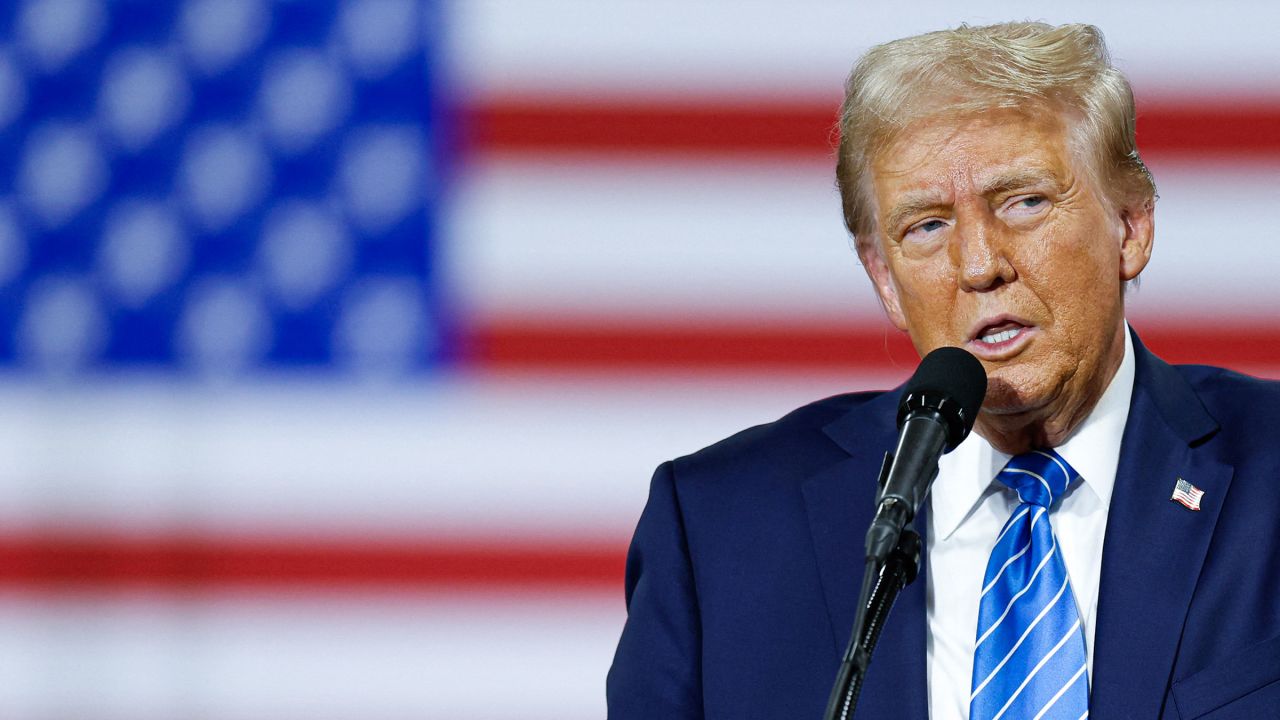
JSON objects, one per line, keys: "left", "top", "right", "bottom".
{"left": 607, "top": 21, "right": 1280, "bottom": 720}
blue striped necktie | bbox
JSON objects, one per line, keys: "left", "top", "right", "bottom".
{"left": 969, "top": 449, "right": 1089, "bottom": 720}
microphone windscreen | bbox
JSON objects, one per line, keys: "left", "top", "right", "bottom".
{"left": 899, "top": 346, "right": 987, "bottom": 446}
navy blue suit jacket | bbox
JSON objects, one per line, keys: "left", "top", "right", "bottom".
{"left": 607, "top": 334, "right": 1280, "bottom": 718}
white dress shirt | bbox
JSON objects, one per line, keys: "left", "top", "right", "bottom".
{"left": 925, "top": 329, "right": 1135, "bottom": 720}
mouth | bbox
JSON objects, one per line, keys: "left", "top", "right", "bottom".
{"left": 967, "top": 316, "right": 1035, "bottom": 359}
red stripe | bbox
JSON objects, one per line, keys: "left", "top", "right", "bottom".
{"left": 463, "top": 98, "right": 838, "bottom": 156}
{"left": 464, "top": 319, "right": 1280, "bottom": 375}
{"left": 462, "top": 97, "right": 1280, "bottom": 158}
{"left": 0, "top": 535, "right": 626, "bottom": 591}
{"left": 463, "top": 320, "right": 919, "bottom": 370}
{"left": 1137, "top": 101, "right": 1280, "bottom": 156}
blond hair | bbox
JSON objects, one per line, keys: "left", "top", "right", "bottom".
{"left": 836, "top": 22, "right": 1155, "bottom": 246}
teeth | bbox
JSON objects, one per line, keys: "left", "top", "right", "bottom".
{"left": 979, "top": 328, "right": 1019, "bottom": 345}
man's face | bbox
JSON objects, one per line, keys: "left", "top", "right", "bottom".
{"left": 860, "top": 108, "right": 1153, "bottom": 435}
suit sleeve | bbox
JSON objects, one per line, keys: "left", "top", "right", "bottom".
{"left": 606, "top": 461, "right": 703, "bottom": 719}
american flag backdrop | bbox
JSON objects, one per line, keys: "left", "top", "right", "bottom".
{"left": 0, "top": 1, "right": 1277, "bottom": 718}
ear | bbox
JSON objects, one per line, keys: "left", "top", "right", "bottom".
{"left": 1118, "top": 197, "right": 1155, "bottom": 281}
{"left": 856, "top": 235, "right": 910, "bottom": 331}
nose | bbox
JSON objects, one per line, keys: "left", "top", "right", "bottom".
{"left": 953, "top": 210, "right": 1015, "bottom": 292}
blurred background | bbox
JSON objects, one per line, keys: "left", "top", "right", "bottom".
{"left": 0, "top": 1, "right": 1276, "bottom": 718}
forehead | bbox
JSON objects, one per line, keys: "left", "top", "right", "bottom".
{"left": 871, "top": 109, "right": 1079, "bottom": 197}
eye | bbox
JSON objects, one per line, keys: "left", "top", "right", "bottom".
{"left": 904, "top": 218, "right": 949, "bottom": 239}
{"left": 1005, "top": 195, "right": 1048, "bottom": 214}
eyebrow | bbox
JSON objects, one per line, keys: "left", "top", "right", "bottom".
{"left": 979, "top": 168, "right": 1062, "bottom": 197}
{"left": 882, "top": 168, "right": 1063, "bottom": 233}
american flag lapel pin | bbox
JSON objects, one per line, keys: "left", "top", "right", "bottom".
{"left": 1171, "top": 478, "right": 1204, "bottom": 511}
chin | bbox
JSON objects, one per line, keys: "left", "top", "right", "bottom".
{"left": 980, "top": 369, "right": 1055, "bottom": 417}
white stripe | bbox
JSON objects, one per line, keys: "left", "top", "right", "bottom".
{"left": 448, "top": 157, "right": 872, "bottom": 323}
{"left": 452, "top": 161, "right": 1280, "bottom": 327}
{"left": 0, "top": 593, "right": 625, "bottom": 719}
{"left": 457, "top": 0, "right": 1280, "bottom": 100}
{"left": 982, "top": 542, "right": 1031, "bottom": 597}
{"left": 981, "top": 508, "right": 1045, "bottom": 596}
{"left": 976, "top": 537, "right": 1059, "bottom": 647}
{"left": 971, "top": 574, "right": 1072, "bottom": 701}
{"left": 1077, "top": 711, "right": 1089, "bottom": 720}
{"left": 1032, "top": 450, "right": 1073, "bottom": 492}
{"left": 1031, "top": 664, "right": 1088, "bottom": 720}
{"left": 1002, "top": 467, "right": 1054, "bottom": 504}
{"left": 0, "top": 375, "right": 886, "bottom": 539}
{"left": 990, "top": 619, "right": 1083, "bottom": 720}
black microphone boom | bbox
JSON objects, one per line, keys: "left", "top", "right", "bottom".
{"left": 865, "top": 346, "right": 986, "bottom": 563}
{"left": 823, "top": 346, "right": 986, "bottom": 720}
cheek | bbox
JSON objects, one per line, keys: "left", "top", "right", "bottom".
{"left": 893, "top": 251, "right": 948, "bottom": 293}
{"left": 1036, "top": 220, "right": 1124, "bottom": 329}
{"left": 893, "top": 260, "right": 960, "bottom": 334}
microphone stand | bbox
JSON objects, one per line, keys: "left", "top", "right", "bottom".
{"left": 822, "top": 456, "right": 925, "bottom": 720}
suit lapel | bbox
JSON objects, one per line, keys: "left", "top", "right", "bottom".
{"left": 803, "top": 389, "right": 930, "bottom": 720}
{"left": 1090, "top": 334, "right": 1232, "bottom": 718}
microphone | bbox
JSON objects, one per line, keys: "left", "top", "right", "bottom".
{"left": 823, "top": 347, "right": 986, "bottom": 720}
{"left": 865, "top": 346, "right": 986, "bottom": 563}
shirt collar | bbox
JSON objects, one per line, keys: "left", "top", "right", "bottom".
{"left": 930, "top": 326, "right": 1135, "bottom": 540}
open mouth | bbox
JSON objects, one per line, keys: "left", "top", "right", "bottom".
{"left": 977, "top": 323, "right": 1025, "bottom": 345}
{"left": 968, "top": 317, "right": 1034, "bottom": 356}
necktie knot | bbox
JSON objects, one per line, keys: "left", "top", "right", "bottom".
{"left": 997, "top": 449, "right": 1079, "bottom": 508}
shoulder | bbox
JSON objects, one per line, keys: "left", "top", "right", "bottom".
{"left": 1171, "top": 363, "right": 1280, "bottom": 480}
{"left": 1175, "top": 363, "right": 1280, "bottom": 427}
{"left": 668, "top": 390, "right": 887, "bottom": 494}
